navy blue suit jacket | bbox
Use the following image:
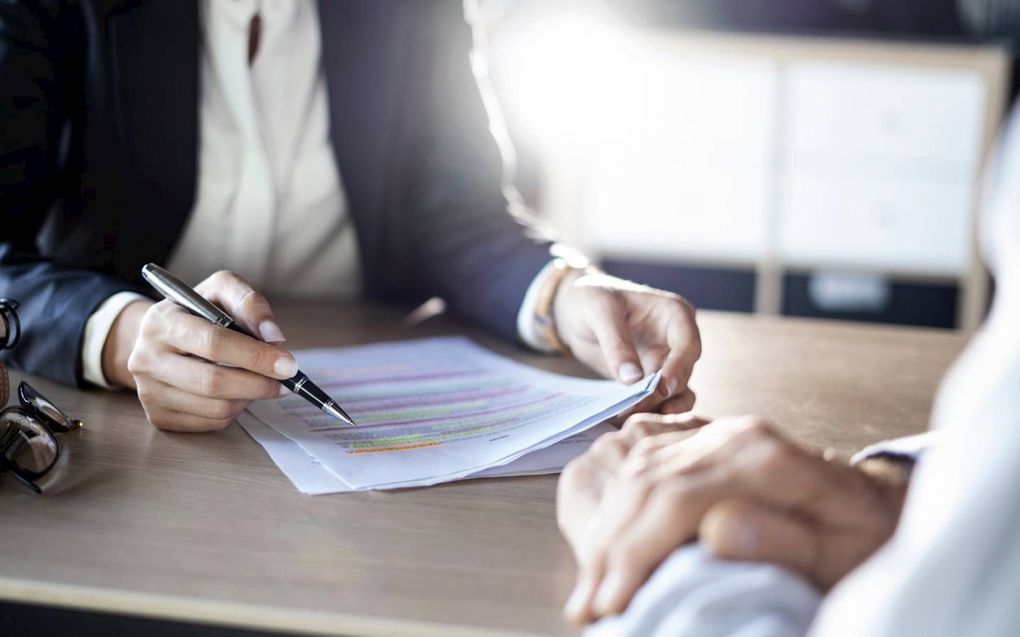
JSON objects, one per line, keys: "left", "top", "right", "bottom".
{"left": 0, "top": 0, "right": 552, "bottom": 386}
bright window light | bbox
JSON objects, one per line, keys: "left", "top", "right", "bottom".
{"left": 492, "top": 9, "right": 639, "bottom": 148}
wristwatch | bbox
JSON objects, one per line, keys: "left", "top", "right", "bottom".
{"left": 533, "top": 257, "right": 591, "bottom": 356}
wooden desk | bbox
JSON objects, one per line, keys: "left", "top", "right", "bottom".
{"left": 0, "top": 304, "right": 967, "bottom": 636}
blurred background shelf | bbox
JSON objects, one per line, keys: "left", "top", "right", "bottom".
{"left": 481, "top": 2, "right": 1012, "bottom": 330}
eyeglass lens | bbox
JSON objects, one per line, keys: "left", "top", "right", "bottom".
{"left": 1, "top": 410, "right": 58, "bottom": 475}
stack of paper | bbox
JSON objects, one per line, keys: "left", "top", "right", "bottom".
{"left": 239, "top": 337, "right": 659, "bottom": 494}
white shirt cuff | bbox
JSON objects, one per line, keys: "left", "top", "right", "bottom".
{"left": 850, "top": 431, "right": 938, "bottom": 465}
{"left": 516, "top": 260, "right": 558, "bottom": 353}
{"left": 81, "top": 291, "right": 149, "bottom": 389}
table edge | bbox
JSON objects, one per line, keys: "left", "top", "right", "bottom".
{"left": 0, "top": 577, "right": 555, "bottom": 637}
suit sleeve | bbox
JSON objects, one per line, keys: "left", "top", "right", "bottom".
{"left": 393, "top": 0, "right": 554, "bottom": 342}
{"left": 0, "top": 0, "right": 137, "bottom": 386}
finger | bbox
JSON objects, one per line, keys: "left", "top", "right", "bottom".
{"left": 567, "top": 444, "right": 662, "bottom": 622}
{"left": 558, "top": 420, "right": 663, "bottom": 531}
{"left": 137, "top": 350, "right": 283, "bottom": 400}
{"left": 591, "top": 475, "right": 716, "bottom": 618}
{"left": 587, "top": 296, "right": 643, "bottom": 384}
{"left": 626, "top": 388, "right": 697, "bottom": 418}
{"left": 636, "top": 345, "right": 668, "bottom": 384}
{"left": 624, "top": 418, "right": 712, "bottom": 464}
{"left": 644, "top": 416, "right": 777, "bottom": 481}
{"left": 564, "top": 560, "right": 606, "bottom": 625}
{"left": 138, "top": 380, "right": 251, "bottom": 420}
{"left": 613, "top": 390, "right": 665, "bottom": 422}
{"left": 558, "top": 432, "right": 635, "bottom": 553}
{"left": 157, "top": 308, "right": 297, "bottom": 380}
{"left": 142, "top": 407, "right": 240, "bottom": 432}
{"left": 701, "top": 498, "right": 819, "bottom": 576}
{"left": 641, "top": 430, "right": 783, "bottom": 500}
{"left": 618, "top": 411, "right": 707, "bottom": 445}
{"left": 651, "top": 416, "right": 848, "bottom": 520}
{"left": 658, "top": 389, "right": 696, "bottom": 414}
{"left": 657, "top": 307, "right": 701, "bottom": 399}
{"left": 574, "top": 458, "right": 659, "bottom": 575}
{"left": 197, "top": 270, "right": 285, "bottom": 343}
{"left": 587, "top": 430, "right": 635, "bottom": 467}
{"left": 558, "top": 459, "right": 610, "bottom": 550}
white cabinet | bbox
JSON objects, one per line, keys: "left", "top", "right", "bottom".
{"left": 779, "top": 170, "right": 974, "bottom": 274}
{"left": 778, "top": 62, "right": 986, "bottom": 275}
{"left": 785, "top": 62, "right": 985, "bottom": 165}
{"left": 529, "top": 32, "right": 1007, "bottom": 330}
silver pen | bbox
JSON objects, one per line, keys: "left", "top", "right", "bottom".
{"left": 141, "top": 263, "right": 356, "bottom": 426}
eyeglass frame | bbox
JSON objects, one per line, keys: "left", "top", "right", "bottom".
{"left": 0, "top": 381, "right": 83, "bottom": 494}
{"left": 0, "top": 299, "right": 20, "bottom": 351}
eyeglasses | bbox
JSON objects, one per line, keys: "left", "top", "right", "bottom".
{"left": 0, "top": 382, "right": 83, "bottom": 494}
{"left": 0, "top": 299, "right": 20, "bottom": 350}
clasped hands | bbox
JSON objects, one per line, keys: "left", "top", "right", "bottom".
{"left": 557, "top": 413, "right": 910, "bottom": 624}
{"left": 102, "top": 268, "right": 701, "bottom": 431}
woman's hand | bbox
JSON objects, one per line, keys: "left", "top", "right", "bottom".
{"left": 103, "top": 271, "right": 296, "bottom": 432}
{"left": 553, "top": 271, "right": 700, "bottom": 414}
{"left": 559, "top": 415, "right": 909, "bottom": 624}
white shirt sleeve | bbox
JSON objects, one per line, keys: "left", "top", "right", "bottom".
{"left": 586, "top": 544, "right": 820, "bottom": 637}
{"left": 516, "top": 260, "right": 558, "bottom": 353}
{"left": 81, "top": 292, "right": 149, "bottom": 389}
{"left": 850, "top": 431, "right": 938, "bottom": 465}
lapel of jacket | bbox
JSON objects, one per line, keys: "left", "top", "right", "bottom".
{"left": 104, "top": 0, "right": 199, "bottom": 281}
{"left": 317, "top": 0, "right": 413, "bottom": 294}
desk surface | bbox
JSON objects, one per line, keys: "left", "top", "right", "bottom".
{"left": 0, "top": 304, "right": 967, "bottom": 637}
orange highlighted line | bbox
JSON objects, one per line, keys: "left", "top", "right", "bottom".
{"left": 346, "top": 441, "right": 442, "bottom": 455}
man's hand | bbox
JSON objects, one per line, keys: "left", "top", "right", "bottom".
{"left": 103, "top": 271, "right": 296, "bottom": 432}
{"left": 553, "top": 271, "right": 700, "bottom": 414}
{"left": 557, "top": 413, "right": 709, "bottom": 552}
{"left": 559, "top": 415, "right": 909, "bottom": 624}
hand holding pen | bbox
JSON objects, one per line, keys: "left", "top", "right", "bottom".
{"left": 101, "top": 268, "right": 353, "bottom": 432}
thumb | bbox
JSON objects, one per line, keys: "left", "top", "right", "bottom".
{"left": 588, "top": 297, "right": 643, "bottom": 383}
{"left": 197, "top": 271, "right": 284, "bottom": 344}
{"left": 700, "top": 499, "right": 820, "bottom": 582}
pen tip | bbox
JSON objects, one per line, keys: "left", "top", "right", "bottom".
{"left": 324, "top": 402, "right": 356, "bottom": 426}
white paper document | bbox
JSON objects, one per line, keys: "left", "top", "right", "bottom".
{"left": 239, "top": 337, "right": 659, "bottom": 493}
{"left": 239, "top": 412, "right": 617, "bottom": 495}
